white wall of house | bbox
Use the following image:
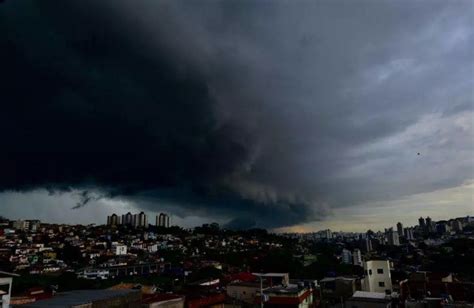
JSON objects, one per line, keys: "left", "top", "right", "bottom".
{"left": 362, "top": 260, "right": 392, "bottom": 294}
{"left": 0, "top": 277, "right": 12, "bottom": 308}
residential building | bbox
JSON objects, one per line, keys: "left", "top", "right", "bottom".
{"left": 353, "top": 249, "right": 362, "bottom": 267}
{"left": 138, "top": 211, "right": 148, "bottom": 228}
{"left": 452, "top": 219, "right": 463, "bottom": 232}
{"left": 418, "top": 217, "right": 426, "bottom": 230}
{"left": 259, "top": 285, "right": 314, "bottom": 308}
{"left": 107, "top": 213, "right": 120, "bottom": 226}
{"left": 122, "top": 212, "right": 133, "bottom": 226}
{"left": 320, "top": 277, "right": 357, "bottom": 304}
{"left": 227, "top": 281, "right": 263, "bottom": 304}
{"left": 396, "top": 222, "right": 403, "bottom": 239}
{"left": 364, "top": 237, "right": 373, "bottom": 252}
{"left": 362, "top": 260, "right": 392, "bottom": 294}
{"left": 426, "top": 216, "right": 434, "bottom": 232}
{"left": 157, "top": 213, "right": 170, "bottom": 228}
{"left": 404, "top": 227, "right": 414, "bottom": 241}
{"left": 386, "top": 228, "right": 400, "bottom": 246}
{"left": 12, "top": 220, "right": 29, "bottom": 231}
{"left": 436, "top": 221, "right": 451, "bottom": 235}
{"left": 0, "top": 271, "right": 18, "bottom": 308}
{"left": 113, "top": 244, "right": 127, "bottom": 256}
{"left": 342, "top": 249, "right": 352, "bottom": 264}
{"left": 132, "top": 212, "right": 148, "bottom": 228}
{"left": 323, "top": 229, "right": 332, "bottom": 240}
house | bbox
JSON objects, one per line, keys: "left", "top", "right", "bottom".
{"left": 362, "top": 260, "right": 393, "bottom": 294}
{"left": 320, "top": 276, "right": 357, "bottom": 303}
{"left": 258, "top": 284, "right": 314, "bottom": 308}
{"left": 227, "top": 281, "right": 265, "bottom": 304}
{"left": 0, "top": 271, "right": 19, "bottom": 308}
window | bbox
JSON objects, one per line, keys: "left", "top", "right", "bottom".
{"left": 378, "top": 281, "right": 385, "bottom": 287}
{"left": 377, "top": 268, "right": 384, "bottom": 274}
{"left": 369, "top": 269, "right": 372, "bottom": 275}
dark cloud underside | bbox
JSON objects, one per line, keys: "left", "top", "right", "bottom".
{"left": 0, "top": 0, "right": 472, "bottom": 228}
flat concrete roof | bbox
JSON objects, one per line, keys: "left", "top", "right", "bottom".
{"left": 348, "top": 291, "right": 390, "bottom": 303}
{"left": 21, "top": 289, "right": 139, "bottom": 307}
{"left": 352, "top": 291, "right": 387, "bottom": 299}
{"left": 320, "top": 276, "right": 356, "bottom": 282}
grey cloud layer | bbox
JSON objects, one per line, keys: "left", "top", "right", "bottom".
{"left": 0, "top": 0, "right": 472, "bottom": 228}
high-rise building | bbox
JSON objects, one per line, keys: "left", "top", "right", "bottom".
{"left": 13, "top": 220, "right": 29, "bottom": 231}
{"left": 404, "top": 227, "right": 414, "bottom": 240}
{"left": 363, "top": 236, "right": 373, "bottom": 252}
{"left": 27, "top": 220, "right": 40, "bottom": 232}
{"left": 320, "top": 229, "right": 332, "bottom": 239}
{"left": 452, "top": 219, "right": 463, "bottom": 232}
{"left": 12, "top": 219, "right": 40, "bottom": 232}
{"left": 138, "top": 212, "right": 148, "bottom": 227}
{"left": 156, "top": 213, "right": 170, "bottom": 228}
{"left": 131, "top": 212, "right": 147, "bottom": 228}
{"left": 386, "top": 228, "right": 400, "bottom": 246}
{"left": 342, "top": 249, "right": 352, "bottom": 264}
{"left": 436, "top": 221, "right": 450, "bottom": 234}
{"left": 107, "top": 214, "right": 120, "bottom": 226}
{"left": 418, "top": 217, "right": 426, "bottom": 230}
{"left": 396, "top": 222, "right": 403, "bottom": 239}
{"left": 121, "top": 212, "right": 133, "bottom": 226}
{"left": 353, "top": 249, "right": 362, "bottom": 266}
{"left": 426, "top": 216, "right": 435, "bottom": 232}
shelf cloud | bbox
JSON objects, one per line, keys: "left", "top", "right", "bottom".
{"left": 0, "top": 0, "right": 472, "bottom": 228}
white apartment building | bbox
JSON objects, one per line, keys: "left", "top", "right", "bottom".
{"left": 113, "top": 244, "right": 127, "bottom": 256}
{"left": 362, "top": 260, "right": 392, "bottom": 294}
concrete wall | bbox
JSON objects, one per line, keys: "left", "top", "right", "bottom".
{"left": 227, "top": 285, "right": 260, "bottom": 304}
{"left": 363, "top": 261, "right": 392, "bottom": 293}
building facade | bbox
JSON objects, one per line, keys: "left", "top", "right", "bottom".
{"left": 362, "top": 260, "right": 392, "bottom": 294}
{"left": 353, "top": 249, "right": 362, "bottom": 267}
{"left": 157, "top": 213, "right": 170, "bottom": 228}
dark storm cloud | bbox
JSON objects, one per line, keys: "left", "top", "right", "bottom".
{"left": 0, "top": 0, "right": 472, "bottom": 228}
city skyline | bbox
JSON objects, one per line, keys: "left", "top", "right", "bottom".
{"left": 3, "top": 209, "right": 468, "bottom": 236}
{"left": 1, "top": 181, "right": 472, "bottom": 232}
{"left": 0, "top": 0, "right": 473, "bottom": 232}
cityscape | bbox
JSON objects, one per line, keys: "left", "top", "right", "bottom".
{"left": 0, "top": 214, "right": 473, "bottom": 307}
{"left": 1, "top": 0, "right": 473, "bottom": 307}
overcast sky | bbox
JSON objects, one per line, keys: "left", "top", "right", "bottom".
{"left": 0, "top": 0, "right": 472, "bottom": 231}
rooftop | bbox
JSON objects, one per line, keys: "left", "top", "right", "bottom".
{"left": 352, "top": 291, "right": 387, "bottom": 299}
{"left": 20, "top": 289, "right": 139, "bottom": 307}
{"left": 320, "top": 276, "right": 356, "bottom": 282}
{"left": 348, "top": 291, "right": 390, "bottom": 303}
